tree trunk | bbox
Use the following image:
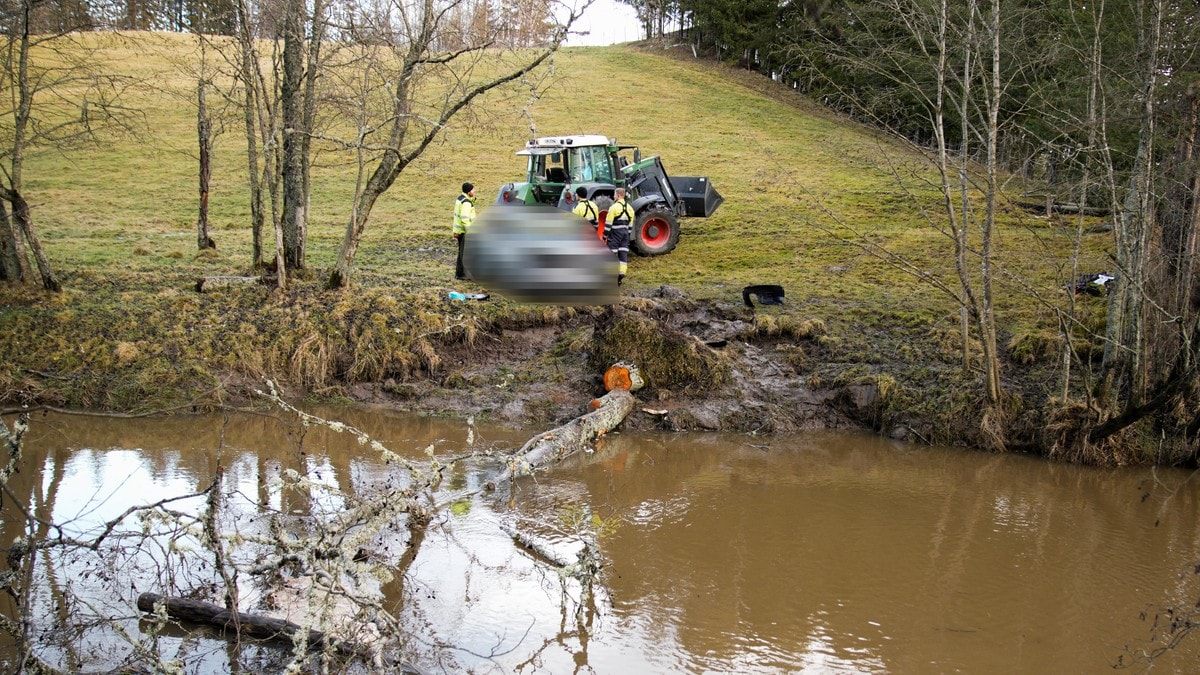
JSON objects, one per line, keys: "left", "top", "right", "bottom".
{"left": 1062, "top": 5, "right": 1107, "bottom": 402}
{"left": 1100, "top": 0, "right": 1163, "bottom": 410}
{"left": 235, "top": 0, "right": 266, "bottom": 268}
{"left": 298, "top": 0, "right": 326, "bottom": 266}
{"left": 1168, "top": 81, "right": 1199, "bottom": 326}
{"left": 487, "top": 388, "right": 635, "bottom": 489}
{"left": 0, "top": 198, "right": 29, "bottom": 282}
{"left": 978, "top": 0, "right": 1003, "bottom": 407}
{"left": 603, "top": 362, "right": 645, "bottom": 392}
{"left": 196, "top": 78, "right": 215, "bottom": 251}
{"left": 6, "top": 1, "right": 59, "bottom": 292}
{"left": 932, "top": 0, "right": 973, "bottom": 374}
{"left": 280, "top": 0, "right": 307, "bottom": 271}
{"left": 9, "top": 191, "right": 59, "bottom": 292}
{"left": 243, "top": 76, "right": 264, "bottom": 267}
{"left": 137, "top": 593, "right": 347, "bottom": 655}
{"left": 329, "top": 160, "right": 389, "bottom": 290}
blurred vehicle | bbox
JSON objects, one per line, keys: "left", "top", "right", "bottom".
{"left": 464, "top": 207, "right": 619, "bottom": 305}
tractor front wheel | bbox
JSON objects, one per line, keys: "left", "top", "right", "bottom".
{"left": 632, "top": 207, "right": 680, "bottom": 256}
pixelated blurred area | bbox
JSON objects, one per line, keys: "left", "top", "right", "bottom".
{"left": 464, "top": 207, "right": 619, "bottom": 305}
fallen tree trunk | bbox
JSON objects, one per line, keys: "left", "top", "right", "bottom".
{"left": 500, "top": 521, "right": 575, "bottom": 568}
{"left": 487, "top": 388, "right": 635, "bottom": 490}
{"left": 1015, "top": 197, "right": 1112, "bottom": 217}
{"left": 138, "top": 592, "right": 427, "bottom": 672}
{"left": 137, "top": 592, "right": 337, "bottom": 650}
{"left": 499, "top": 522, "right": 602, "bottom": 601}
{"left": 138, "top": 592, "right": 365, "bottom": 651}
{"left": 603, "top": 361, "right": 644, "bottom": 392}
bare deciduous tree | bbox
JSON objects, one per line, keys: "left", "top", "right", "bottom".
{"left": 0, "top": 3, "right": 138, "bottom": 292}
{"left": 196, "top": 40, "right": 217, "bottom": 251}
{"left": 780, "top": 0, "right": 1014, "bottom": 445}
{"left": 325, "top": 0, "right": 589, "bottom": 290}
{"left": 219, "top": 0, "right": 287, "bottom": 284}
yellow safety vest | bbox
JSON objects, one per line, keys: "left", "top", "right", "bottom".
{"left": 609, "top": 199, "right": 634, "bottom": 228}
{"left": 453, "top": 193, "right": 476, "bottom": 234}
{"left": 573, "top": 199, "right": 599, "bottom": 224}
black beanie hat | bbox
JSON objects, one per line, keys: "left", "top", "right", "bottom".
{"left": 462, "top": 182, "right": 474, "bottom": 194}
{"left": 575, "top": 186, "right": 587, "bottom": 198}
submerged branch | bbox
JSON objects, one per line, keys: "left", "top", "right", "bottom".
{"left": 137, "top": 593, "right": 361, "bottom": 657}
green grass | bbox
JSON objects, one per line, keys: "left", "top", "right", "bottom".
{"left": 3, "top": 33, "right": 1112, "bottom": 429}
{"left": 22, "top": 34, "right": 1108, "bottom": 304}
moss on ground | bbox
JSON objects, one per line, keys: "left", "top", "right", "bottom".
{"left": 588, "top": 310, "right": 732, "bottom": 396}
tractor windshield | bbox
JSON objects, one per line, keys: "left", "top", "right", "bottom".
{"left": 567, "top": 145, "right": 614, "bottom": 184}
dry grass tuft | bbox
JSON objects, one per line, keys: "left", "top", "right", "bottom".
{"left": 114, "top": 341, "right": 141, "bottom": 364}
{"left": 1042, "top": 399, "right": 1110, "bottom": 464}
{"left": 739, "top": 314, "right": 828, "bottom": 341}
{"left": 927, "top": 325, "right": 979, "bottom": 365}
{"left": 588, "top": 311, "right": 731, "bottom": 395}
{"left": 553, "top": 327, "right": 593, "bottom": 356}
{"left": 1008, "top": 329, "right": 1061, "bottom": 365}
{"left": 290, "top": 331, "right": 335, "bottom": 388}
{"left": 774, "top": 343, "right": 807, "bottom": 370}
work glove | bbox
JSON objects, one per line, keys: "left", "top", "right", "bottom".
{"left": 453, "top": 233, "right": 461, "bottom": 240}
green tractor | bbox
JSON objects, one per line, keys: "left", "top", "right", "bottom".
{"left": 494, "top": 135, "right": 723, "bottom": 256}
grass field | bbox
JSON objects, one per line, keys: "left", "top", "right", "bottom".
{"left": 3, "top": 32, "right": 1112, "bottom": 434}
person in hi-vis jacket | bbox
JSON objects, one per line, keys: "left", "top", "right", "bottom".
{"left": 452, "top": 182, "right": 476, "bottom": 280}
{"left": 606, "top": 187, "right": 633, "bottom": 285}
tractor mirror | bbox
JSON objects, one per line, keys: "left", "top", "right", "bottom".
{"left": 634, "top": 149, "right": 642, "bottom": 163}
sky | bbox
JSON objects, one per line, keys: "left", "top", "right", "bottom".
{"left": 563, "top": 0, "right": 643, "bottom": 47}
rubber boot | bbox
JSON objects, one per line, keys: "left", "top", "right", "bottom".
{"left": 618, "top": 274, "right": 625, "bottom": 286}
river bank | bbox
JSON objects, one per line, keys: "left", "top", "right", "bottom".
{"left": 2, "top": 269, "right": 1039, "bottom": 459}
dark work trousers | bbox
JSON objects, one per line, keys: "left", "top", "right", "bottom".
{"left": 455, "top": 234, "right": 467, "bottom": 280}
{"left": 606, "top": 225, "right": 630, "bottom": 268}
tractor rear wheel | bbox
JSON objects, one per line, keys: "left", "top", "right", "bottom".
{"left": 632, "top": 207, "right": 679, "bottom": 256}
{"left": 592, "top": 195, "right": 613, "bottom": 241}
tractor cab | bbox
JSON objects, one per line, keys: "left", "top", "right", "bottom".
{"left": 515, "top": 135, "right": 619, "bottom": 205}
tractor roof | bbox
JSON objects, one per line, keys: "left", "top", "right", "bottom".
{"left": 521, "top": 135, "right": 613, "bottom": 152}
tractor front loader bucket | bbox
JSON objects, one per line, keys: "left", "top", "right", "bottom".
{"left": 669, "top": 176, "right": 724, "bottom": 218}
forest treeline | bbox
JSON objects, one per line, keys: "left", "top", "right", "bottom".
{"left": 1, "top": 0, "right": 1198, "bottom": 463}
{"left": 623, "top": 0, "right": 1197, "bottom": 181}
{"left": 616, "top": 0, "right": 1200, "bottom": 461}
{"left": 8, "top": 0, "right": 558, "bottom": 47}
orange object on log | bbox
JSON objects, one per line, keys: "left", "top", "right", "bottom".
{"left": 603, "top": 361, "right": 644, "bottom": 392}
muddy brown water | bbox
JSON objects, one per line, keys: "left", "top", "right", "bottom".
{"left": 3, "top": 408, "right": 1199, "bottom": 673}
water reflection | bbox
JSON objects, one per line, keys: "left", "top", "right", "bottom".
{"left": 2, "top": 410, "right": 1199, "bottom": 673}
